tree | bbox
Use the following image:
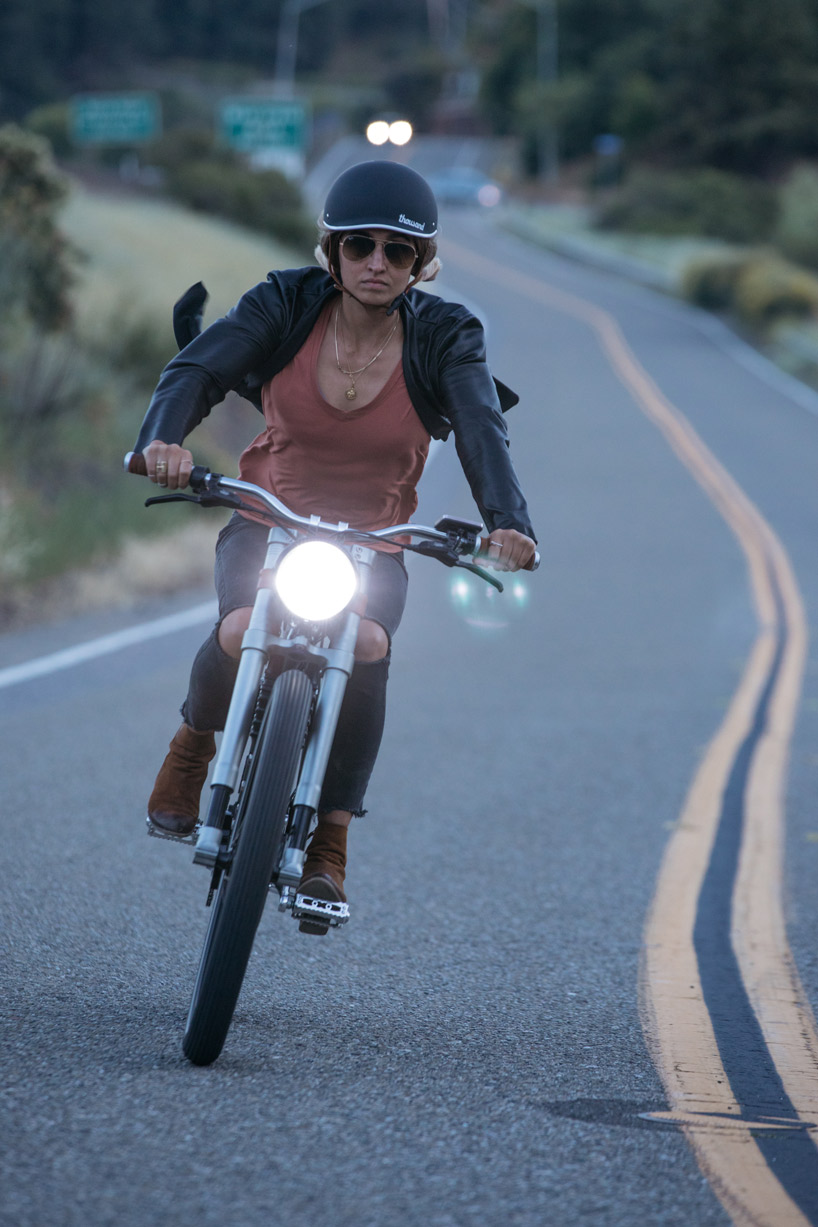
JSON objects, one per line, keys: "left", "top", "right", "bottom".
{"left": 0, "top": 125, "right": 74, "bottom": 331}
{"left": 476, "top": 0, "right": 818, "bottom": 175}
{"left": 476, "top": 0, "right": 662, "bottom": 164}
{"left": 654, "top": 0, "right": 818, "bottom": 172}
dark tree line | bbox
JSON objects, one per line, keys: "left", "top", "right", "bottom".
{"left": 4, "top": 0, "right": 818, "bottom": 175}
{"left": 0, "top": 0, "right": 430, "bottom": 118}
{"left": 477, "top": 0, "right": 818, "bottom": 173}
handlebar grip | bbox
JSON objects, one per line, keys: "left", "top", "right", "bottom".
{"left": 525, "top": 551, "right": 540, "bottom": 572}
{"left": 189, "top": 464, "right": 210, "bottom": 491}
{"left": 124, "top": 451, "right": 147, "bottom": 476}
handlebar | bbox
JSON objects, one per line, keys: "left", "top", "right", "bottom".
{"left": 125, "top": 451, "right": 148, "bottom": 476}
{"left": 124, "top": 452, "right": 539, "bottom": 572}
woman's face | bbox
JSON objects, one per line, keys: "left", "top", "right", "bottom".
{"left": 336, "top": 229, "right": 417, "bottom": 307}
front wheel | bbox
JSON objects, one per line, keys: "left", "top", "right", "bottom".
{"left": 182, "top": 668, "right": 314, "bottom": 1066}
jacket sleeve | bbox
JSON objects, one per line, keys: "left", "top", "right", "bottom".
{"left": 436, "top": 313, "right": 537, "bottom": 541}
{"left": 133, "top": 281, "right": 286, "bottom": 454}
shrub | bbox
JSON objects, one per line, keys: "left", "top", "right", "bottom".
{"left": 774, "top": 164, "right": 818, "bottom": 270}
{"left": 0, "top": 124, "right": 76, "bottom": 330}
{"left": 146, "top": 128, "right": 314, "bottom": 253}
{"left": 24, "top": 103, "right": 73, "bottom": 158}
{"left": 595, "top": 167, "right": 777, "bottom": 244}
{"left": 81, "top": 305, "right": 177, "bottom": 388}
{"left": 169, "top": 159, "right": 314, "bottom": 252}
{"left": 733, "top": 256, "right": 818, "bottom": 326}
{"left": 681, "top": 249, "right": 818, "bottom": 327}
{"left": 0, "top": 328, "right": 105, "bottom": 435}
{"left": 145, "top": 125, "right": 215, "bottom": 169}
{"left": 681, "top": 252, "right": 754, "bottom": 311}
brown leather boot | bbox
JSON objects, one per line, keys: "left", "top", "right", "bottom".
{"left": 147, "top": 724, "right": 216, "bottom": 837}
{"left": 298, "top": 820, "right": 348, "bottom": 934}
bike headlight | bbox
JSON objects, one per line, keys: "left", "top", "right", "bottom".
{"left": 275, "top": 541, "right": 358, "bottom": 621}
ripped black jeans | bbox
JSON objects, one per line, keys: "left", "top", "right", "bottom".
{"left": 181, "top": 513, "right": 408, "bottom": 817}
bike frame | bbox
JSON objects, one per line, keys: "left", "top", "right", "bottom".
{"left": 179, "top": 470, "right": 470, "bottom": 919}
{"left": 194, "top": 526, "right": 376, "bottom": 889}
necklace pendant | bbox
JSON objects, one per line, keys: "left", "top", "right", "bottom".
{"left": 345, "top": 386, "right": 357, "bottom": 401}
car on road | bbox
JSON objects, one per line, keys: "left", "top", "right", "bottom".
{"left": 426, "top": 167, "right": 503, "bottom": 208}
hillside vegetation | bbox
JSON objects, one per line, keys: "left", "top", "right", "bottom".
{"left": 0, "top": 141, "right": 306, "bottom": 628}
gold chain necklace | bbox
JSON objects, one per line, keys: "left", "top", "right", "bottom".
{"left": 334, "top": 306, "right": 399, "bottom": 402}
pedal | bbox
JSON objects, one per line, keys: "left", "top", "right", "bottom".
{"left": 292, "top": 892, "right": 350, "bottom": 927}
{"left": 146, "top": 815, "right": 199, "bottom": 845}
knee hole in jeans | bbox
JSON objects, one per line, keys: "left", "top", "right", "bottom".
{"left": 217, "top": 606, "right": 252, "bottom": 659}
{"left": 354, "top": 619, "right": 390, "bottom": 663}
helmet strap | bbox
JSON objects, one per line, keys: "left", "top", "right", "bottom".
{"left": 386, "top": 268, "right": 424, "bottom": 315}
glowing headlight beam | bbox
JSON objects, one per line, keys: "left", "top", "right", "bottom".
{"left": 275, "top": 541, "right": 358, "bottom": 622}
{"left": 388, "top": 120, "right": 413, "bottom": 146}
{"left": 366, "top": 121, "right": 390, "bottom": 146}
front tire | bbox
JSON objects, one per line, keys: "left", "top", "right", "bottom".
{"left": 182, "top": 668, "right": 314, "bottom": 1066}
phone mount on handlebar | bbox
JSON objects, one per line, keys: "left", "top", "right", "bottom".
{"left": 434, "top": 514, "right": 483, "bottom": 545}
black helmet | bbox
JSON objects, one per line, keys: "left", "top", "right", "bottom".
{"left": 323, "top": 160, "right": 438, "bottom": 239}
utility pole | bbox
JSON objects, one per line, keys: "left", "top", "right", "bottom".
{"left": 520, "top": 0, "right": 559, "bottom": 186}
{"left": 538, "top": 0, "right": 559, "bottom": 185}
{"left": 274, "top": 0, "right": 331, "bottom": 98}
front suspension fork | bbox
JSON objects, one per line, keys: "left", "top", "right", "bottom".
{"left": 192, "top": 539, "right": 375, "bottom": 872}
{"left": 192, "top": 588, "right": 278, "bottom": 866}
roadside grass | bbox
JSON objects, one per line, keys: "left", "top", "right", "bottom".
{"left": 500, "top": 202, "right": 818, "bottom": 390}
{"left": 499, "top": 202, "right": 730, "bottom": 292}
{"left": 63, "top": 182, "right": 305, "bottom": 328}
{"left": 0, "top": 183, "right": 306, "bottom": 630}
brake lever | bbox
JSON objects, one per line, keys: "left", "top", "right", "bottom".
{"left": 145, "top": 490, "right": 249, "bottom": 512}
{"left": 455, "top": 560, "right": 504, "bottom": 593}
{"left": 406, "top": 541, "right": 505, "bottom": 592}
{"left": 145, "top": 493, "right": 200, "bottom": 508}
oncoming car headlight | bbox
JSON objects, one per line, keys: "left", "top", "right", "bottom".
{"left": 275, "top": 541, "right": 358, "bottom": 621}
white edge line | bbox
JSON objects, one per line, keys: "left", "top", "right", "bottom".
{"left": 0, "top": 600, "right": 218, "bottom": 691}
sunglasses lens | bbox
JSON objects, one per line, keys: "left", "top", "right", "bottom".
{"left": 385, "top": 243, "right": 417, "bottom": 269}
{"left": 341, "top": 235, "right": 417, "bottom": 269}
{"left": 342, "top": 235, "right": 375, "bottom": 261}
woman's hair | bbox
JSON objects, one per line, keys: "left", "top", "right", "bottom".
{"left": 314, "top": 225, "right": 441, "bottom": 284}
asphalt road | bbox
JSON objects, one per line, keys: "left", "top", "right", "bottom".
{"left": 2, "top": 210, "right": 818, "bottom": 1227}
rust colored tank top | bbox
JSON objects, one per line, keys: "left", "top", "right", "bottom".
{"left": 238, "top": 302, "right": 430, "bottom": 537}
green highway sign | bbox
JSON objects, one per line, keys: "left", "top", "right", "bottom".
{"left": 70, "top": 92, "right": 162, "bottom": 145}
{"left": 219, "top": 99, "right": 309, "bottom": 153}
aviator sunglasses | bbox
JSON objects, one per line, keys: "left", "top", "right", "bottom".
{"left": 340, "top": 233, "right": 418, "bottom": 270}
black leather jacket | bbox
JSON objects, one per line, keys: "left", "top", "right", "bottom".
{"left": 134, "top": 267, "right": 535, "bottom": 538}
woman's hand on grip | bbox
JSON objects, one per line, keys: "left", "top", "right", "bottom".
{"left": 480, "top": 528, "right": 537, "bottom": 572}
{"left": 142, "top": 440, "right": 194, "bottom": 490}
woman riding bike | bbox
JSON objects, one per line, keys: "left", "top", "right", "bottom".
{"left": 133, "top": 159, "right": 537, "bottom": 928}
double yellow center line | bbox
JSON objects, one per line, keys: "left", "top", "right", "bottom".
{"left": 445, "top": 240, "right": 817, "bottom": 1225}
